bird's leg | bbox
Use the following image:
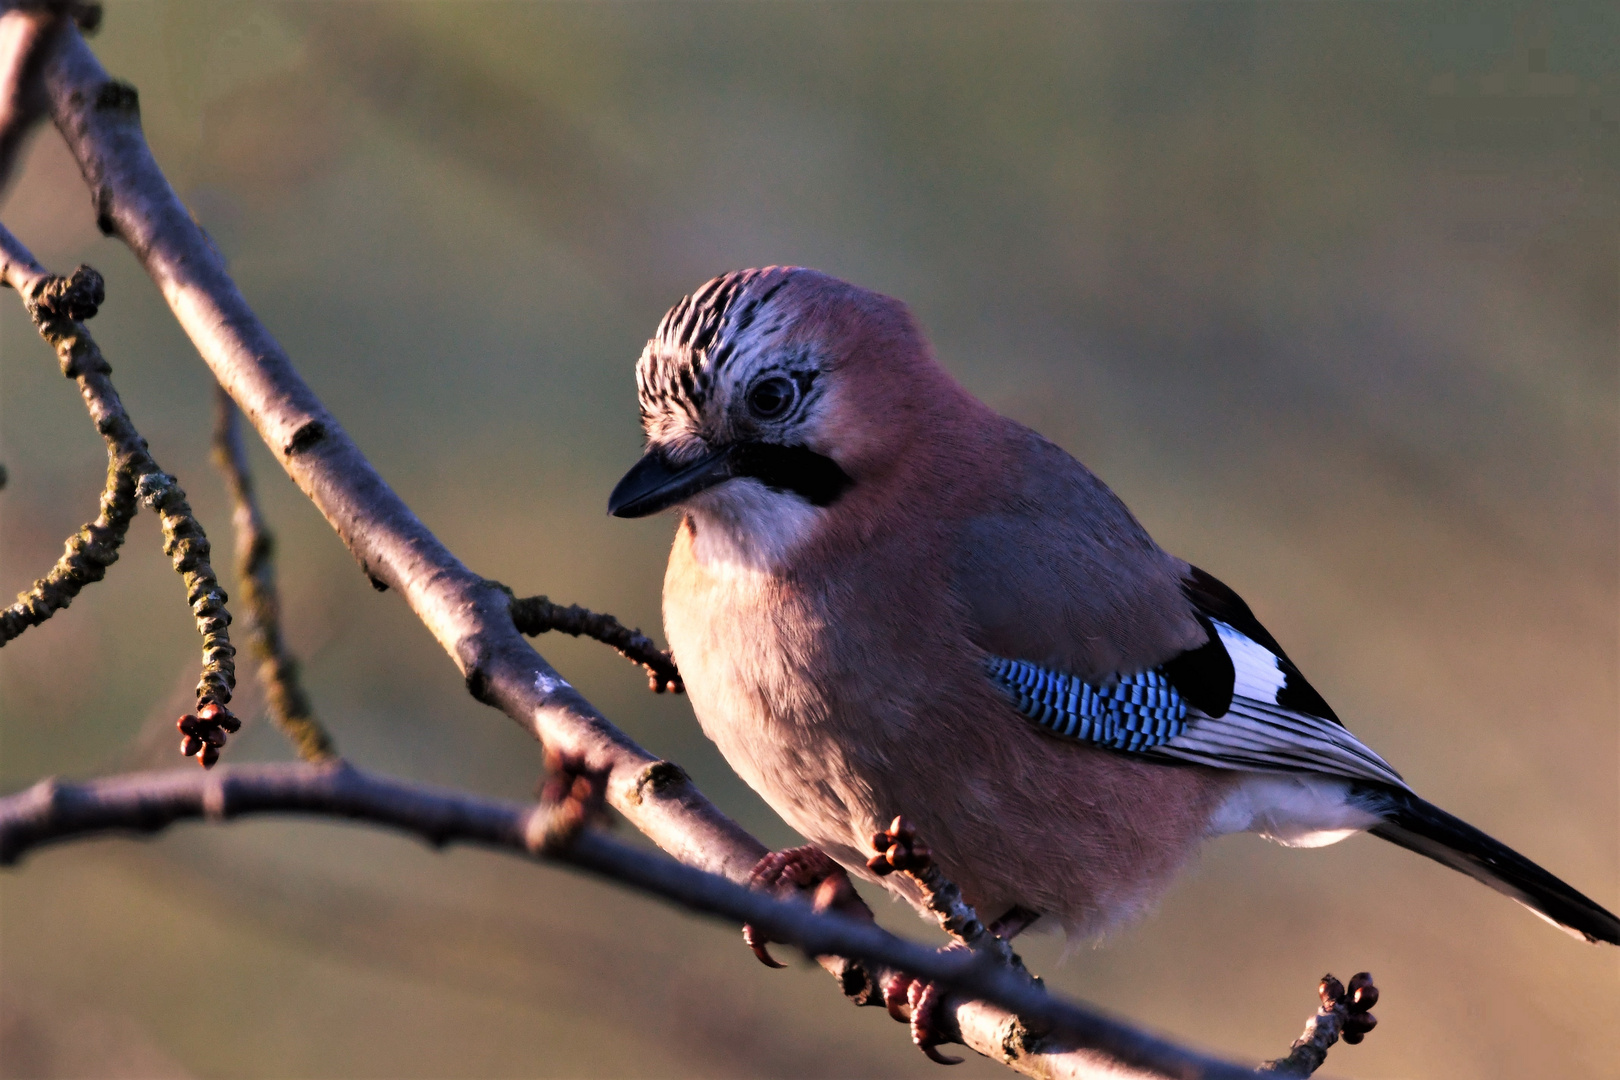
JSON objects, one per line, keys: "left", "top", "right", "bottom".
{"left": 987, "top": 905, "right": 1041, "bottom": 941}
{"left": 866, "top": 815, "right": 991, "bottom": 1065}
{"left": 742, "top": 845, "right": 873, "bottom": 968}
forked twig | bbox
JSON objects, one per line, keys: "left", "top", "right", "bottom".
{"left": 0, "top": 229, "right": 239, "bottom": 765}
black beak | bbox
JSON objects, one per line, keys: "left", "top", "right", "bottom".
{"left": 607, "top": 445, "right": 737, "bottom": 518}
{"left": 608, "top": 442, "right": 855, "bottom": 518}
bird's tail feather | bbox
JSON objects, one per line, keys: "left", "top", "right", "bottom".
{"left": 1357, "top": 786, "right": 1620, "bottom": 945}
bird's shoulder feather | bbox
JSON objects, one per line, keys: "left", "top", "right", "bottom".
{"left": 949, "top": 423, "right": 1206, "bottom": 681}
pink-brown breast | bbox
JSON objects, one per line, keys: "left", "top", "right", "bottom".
{"left": 661, "top": 457, "right": 1236, "bottom": 936}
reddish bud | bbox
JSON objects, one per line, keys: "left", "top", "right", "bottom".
{"left": 177, "top": 714, "right": 200, "bottom": 735}
{"left": 199, "top": 746, "right": 219, "bottom": 768}
{"left": 203, "top": 726, "right": 227, "bottom": 748}
{"left": 197, "top": 702, "right": 222, "bottom": 722}
{"left": 1347, "top": 973, "right": 1378, "bottom": 1011}
{"left": 181, "top": 735, "right": 202, "bottom": 756}
{"left": 867, "top": 853, "right": 894, "bottom": 876}
{"left": 1319, "top": 975, "right": 1345, "bottom": 1007}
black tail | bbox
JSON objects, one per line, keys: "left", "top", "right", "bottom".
{"left": 1356, "top": 786, "right": 1620, "bottom": 945}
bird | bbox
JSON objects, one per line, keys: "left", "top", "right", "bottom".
{"left": 607, "top": 266, "right": 1619, "bottom": 1029}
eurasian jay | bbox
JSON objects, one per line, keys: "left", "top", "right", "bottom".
{"left": 608, "top": 268, "right": 1620, "bottom": 971}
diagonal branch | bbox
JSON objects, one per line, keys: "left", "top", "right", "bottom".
{"left": 42, "top": 24, "right": 759, "bottom": 879}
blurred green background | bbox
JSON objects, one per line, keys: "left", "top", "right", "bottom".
{"left": 1, "top": 3, "right": 1616, "bottom": 1077}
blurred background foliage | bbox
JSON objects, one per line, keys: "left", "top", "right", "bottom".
{"left": 1, "top": 2, "right": 1616, "bottom": 1077}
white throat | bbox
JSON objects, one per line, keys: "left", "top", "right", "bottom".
{"left": 684, "top": 478, "right": 822, "bottom": 573}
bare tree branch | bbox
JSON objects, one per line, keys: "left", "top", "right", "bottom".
{"left": 211, "top": 386, "right": 337, "bottom": 762}
{"left": 1, "top": 24, "right": 1371, "bottom": 1078}
{"left": 0, "top": 761, "right": 1282, "bottom": 1080}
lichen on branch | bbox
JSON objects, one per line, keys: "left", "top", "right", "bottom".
{"left": 0, "top": 451, "right": 136, "bottom": 642}
{"left": 0, "top": 235, "right": 239, "bottom": 766}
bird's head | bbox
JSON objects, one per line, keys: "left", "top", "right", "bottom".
{"left": 608, "top": 268, "right": 949, "bottom": 541}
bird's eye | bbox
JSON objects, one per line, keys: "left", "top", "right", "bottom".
{"left": 746, "top": 376, "right": 797, "bottom": 421}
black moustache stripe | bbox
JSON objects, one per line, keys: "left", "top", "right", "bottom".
{"left": 729, "top": 443, "right": 854, "bottom": 507}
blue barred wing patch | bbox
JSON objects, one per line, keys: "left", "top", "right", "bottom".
{"left": 985, "top": 657, "right": 1189, "bottom": 751}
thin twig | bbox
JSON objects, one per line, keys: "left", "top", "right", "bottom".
{"left": 0, "top": 761, "right": 1271, "bottom": 1080}
{"left": 0, "top": 226, "right": 238, "bottom": 764}
{"left": 0, "top": 444, "right": 135, "bottom": 642}
{"left": 1260, "top": 973, "right": 1379, "bottom": 1077}
{"left": 211, "top": 385, "right": 336, "bottom": 762}
{"left": 510, "top": 593, "right": 682, "bottom": 694}
{"left": 869, "top": 816, "right": 1019, "bottom": 967}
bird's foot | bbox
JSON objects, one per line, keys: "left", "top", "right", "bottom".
{"left": 532, "top": 746, "right": 609, "bottom": 849}
{"left": 881, "top": 970, "right": 964, "bottom": 1066}
{"left": 742, "top": 845, "right": 872, "bottom": 968}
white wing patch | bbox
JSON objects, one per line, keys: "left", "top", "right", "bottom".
{"left": 1212, "top": 619, "right": 1286, "bottom": 700}
{"left": 1149, "top": 622, "right": 1409, "bottom": 790}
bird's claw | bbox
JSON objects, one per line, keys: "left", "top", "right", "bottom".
{"left": 743, "top": 922, "right": 786, "bottom": 968}
{"left": 742, "top": 845, "right": 870, "bottom": 968}
{"left": 882, "top": 971, "right": 963, "bottom": 1065}
{"left": 866, "top": 814, "right": 932, "bottom": 876}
